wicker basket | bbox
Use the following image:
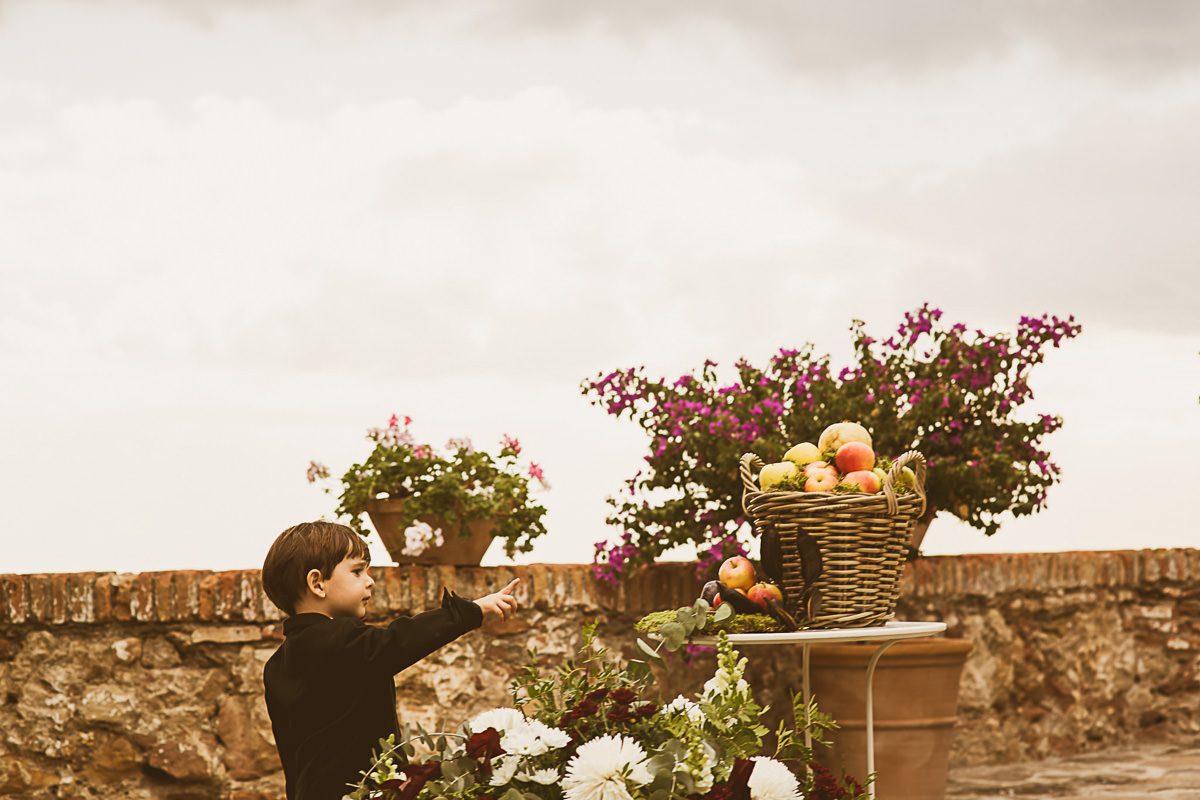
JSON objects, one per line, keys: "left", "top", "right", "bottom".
{"left": 740, "top": 450, "right": 927, "bottom": 629}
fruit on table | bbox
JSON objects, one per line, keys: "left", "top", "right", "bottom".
{"left": 783, "top": 442, "right": 822, "bottom": 468}
{"left": 873, "top": 467, "right": 888, "bottom": 487}
{"left": 804, "top": 471, "right": 839, "bottom": 492}
{"left": 746, "top": 582, "right": 783, "bottom": 610}
{"left": 803, "top": 460, "right": 834, "bottom": 478}
{"left": 835, "top": 441, "right": 875, "bottom": 473}
{"left": 719, "top": 556, "right": 756, "bottom": 590}
{"left": 896, "top": 466, "right": 917, "bottom": 490}
{"left": 840, "top": 470, "right": 882, "bottom": 494}
{"left": 759, "top": 461, "right": 799, "bottom": 491}
{"left": 817, "top": 421, "right": 872, "bottom": 453}
{"left": 713, "top": 584, "right": 764, "bottom": 614}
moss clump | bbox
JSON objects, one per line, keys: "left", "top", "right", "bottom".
{"left": 635, "top": 608, "right": 783, "bottom": 635}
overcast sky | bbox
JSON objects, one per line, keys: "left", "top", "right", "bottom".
{"left": 1, "top": 1, "right": 1197, "bottom": 574}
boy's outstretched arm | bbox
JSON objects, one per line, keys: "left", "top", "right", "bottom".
{"left": 339, "top": 578, "right": 521, "bottom": 675}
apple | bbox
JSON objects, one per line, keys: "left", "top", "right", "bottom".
{"left": 712, "top": 587, "right": 749, "bottom": 609}
{"left": 759, "top": 461, "right": 800, "bottom": 491}
{"left": 719, "top": 556, "right": 757, "bottom": 591}
{"left": 783, "top": 442, "right": 822, "bottom": 468}
{"left": 896, "top": 466, "right": 917, "bottom": 491}
{"left": 746, "top": 582, "right": 783, "bottom": 610}
{"left": 873, "top": 467, "right": 888, "bottom": 487}
{"left": 817, "top": 421, "right": 873, "bottom": 453}
{"left": 835, "top": 441, "right": 876, "bottom": 473}
{"left": 840, "top": 470, "right": 882, "bottom": 494}
{"left": 803, "top": 460, "right": 834, "bottom": 478}
{"left": 804, "top": 471, "right": 839, "bottom": 492}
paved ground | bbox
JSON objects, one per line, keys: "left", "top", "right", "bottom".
{"left": 946, "top": 743, "right": 1200, "bottom": 799}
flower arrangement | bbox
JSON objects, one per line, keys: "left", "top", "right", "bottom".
{"left": 582, "top": 304, "right": 1081, "bottom": 581}
{"left": 308, "top": 415, "right": 550, "bottom": 558}
{"left": 347, "top": 622, "right": 868, "bottom": 800}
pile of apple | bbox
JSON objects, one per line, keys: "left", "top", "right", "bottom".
{"left": 757, "top": 421, "right": 916, "bottom": 495}
{"left": 701, "top": 555, "right": 782, "bottom": 613}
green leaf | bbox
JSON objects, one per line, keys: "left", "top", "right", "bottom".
{"left": 713, "top": 602, "right": 734, "bottom": 623}
{"left": 636, "top": 637, "right": 664, "bottom": 661}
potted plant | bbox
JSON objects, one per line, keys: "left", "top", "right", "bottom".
{"left": 307, "top": 415, "right": 550, "bottom": 565}
{"left": 581, "top": 304, "right": 1081, "bottom": 798}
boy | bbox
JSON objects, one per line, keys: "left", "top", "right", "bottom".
{"left": 260, "top": 520, "right": 519, "bottom": 800}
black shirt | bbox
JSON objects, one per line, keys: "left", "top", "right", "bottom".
{"left": 263, "top": 588, "right": 484, "bottom": 800}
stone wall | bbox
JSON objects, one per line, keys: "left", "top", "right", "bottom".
{"left": 0, "top": 549, "right": 1196, "bottom": 799}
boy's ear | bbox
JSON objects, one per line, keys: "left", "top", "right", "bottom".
{"left": 306, "top": 568, "right": 326, "bottom": 598}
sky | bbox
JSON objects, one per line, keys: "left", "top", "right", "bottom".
{"left": 1, "top": 0, "right": 1197, "bottom": 574}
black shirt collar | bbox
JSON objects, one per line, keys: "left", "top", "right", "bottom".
{"left": 283, "top": 612, "right": 335, "bottom": 636}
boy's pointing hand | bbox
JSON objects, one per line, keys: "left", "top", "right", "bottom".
{"left": 474, "top": 578, "right": 521, "bottom": 621}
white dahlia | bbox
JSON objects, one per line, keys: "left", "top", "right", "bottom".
{"left": 468, "top": 707, "right": 527, "bottom": 735}
{"left": 489, "top": 755, "right": 522, "bottom": 786}
{"left": 562, "top": 734, "right": 654, "bottom": 800}
{"left": 747, "top": 757, "right": 803, "bottom": 800}
{"left": 517, "top": 767, "right": 562, "bottom": 785}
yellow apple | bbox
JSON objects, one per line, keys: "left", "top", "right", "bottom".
{"left": 759, "top": 461, "right": 800, "bottom": 491}
{"left": 817, "top": 421, "right": 873, "bottom": 453}
{"left": 783, "top": 442, "right": 822, "bottom": 468}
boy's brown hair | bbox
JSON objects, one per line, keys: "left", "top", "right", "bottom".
{"left": 261, "top": 521, "right": 371, "bottom": 616}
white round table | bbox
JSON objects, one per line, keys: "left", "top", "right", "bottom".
{"left": 688, "top": 621, "right": 948, "bottom": 799}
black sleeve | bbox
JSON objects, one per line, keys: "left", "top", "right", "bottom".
{"left": 338, "top": 588, "right": 484, "bottom": 675}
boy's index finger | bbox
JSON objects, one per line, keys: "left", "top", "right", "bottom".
{"left": 502, "top": 578, "right": 520, "bottom": 594}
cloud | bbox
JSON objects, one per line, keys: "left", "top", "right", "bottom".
{"left": 475, "top": 0, "right": 1200, "bottom": 79}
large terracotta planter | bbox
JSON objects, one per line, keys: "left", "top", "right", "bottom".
{"left": 808, "top": 637, "right": 973, "bottom": 800}
{"left": 366, "top": 499, "right": 496, "bottom": 565}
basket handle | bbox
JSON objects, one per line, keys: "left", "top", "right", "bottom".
{"left": 739, "top": 452, "right": 765, "bottom": 519}
{"left": 883, "top": 450, "right": 927, "bottom": 517}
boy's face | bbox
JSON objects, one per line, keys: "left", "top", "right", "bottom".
{"left": 317, "top": 555, "right": 374, "bottom": 619}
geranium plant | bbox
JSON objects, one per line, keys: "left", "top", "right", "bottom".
{"left": 582, "top": 304, "right": 1081, "bottom": 581}
{"left": 308, "top": 415, "right": 550, "bottom": 558}
{"left": 348, "top": 621, "right": 867, "bottom": 800}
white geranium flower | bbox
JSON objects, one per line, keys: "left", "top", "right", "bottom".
{"left": 517, "top": 767, "right": 561, "bottom": 785}
{"left": 748, "top": 757, "right": 803, "bottom": 800}
{"left": 659, "top": 695, "right": 706, "bottom": 724}
{"left": 489, "top": 755, "right": 521, "bottom": 787}
{"left": 562, "top": 734, "right": 653, "bottom": 800}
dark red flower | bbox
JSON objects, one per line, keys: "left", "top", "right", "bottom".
{"left": 611, "top": 688, "right": 638, "bottom": 705}
{"left": 385, "top": 761, "right": 442, "bottom": 800}
{"left": 606, "top": 705, "right": 634, "bottom": 723}
{"left": 574, "top": 699, "right": 600, "bottom": 717}
{"left": 466, "top": 727, "right": 504, "bottom": 763}
{"left": 687, "top": 759, "right": 754, "bottom": 800}
{"left": 585, "top": 688, "right": 610, "bottom": 704}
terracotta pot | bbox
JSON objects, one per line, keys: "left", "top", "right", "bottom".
{"left": 366, "top": 499, "right": 497, "bottom": 565}
{"left": 808, "top": 637, "right": 973, "bottom": 800}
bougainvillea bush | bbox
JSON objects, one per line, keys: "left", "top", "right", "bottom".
{"left": 308, "top": 415, "right": 550, "bottom": 558}
{"left": 348, "top": 623, "right": 867, "bottom": 800}
{"left": 583, "top": 304, "right": 1081, "bottom": 583}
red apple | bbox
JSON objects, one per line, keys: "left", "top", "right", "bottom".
{"left": 803, "top": 460, "right": 833, "bottom": 478}
{"left": 718, "top": 556, "right": 757, "bottom": 591}
{"left": 835, "top": 441, "right": 876, "bottom": 474}
{"left": 746, "top": 582, "right": 783, "bottom": 610}
{"left": 840, "top": 470, "right": 882, "bottom": 494}
{"left": 712, "top": 587, "right": 749, "bottom": 608}
{"left": 804, "top": 471, "right": 839, "bottom": 492}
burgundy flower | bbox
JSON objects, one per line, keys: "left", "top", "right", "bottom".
{"left": 465, "top": 727, "right": 504, "bottom": 763}
{"left": 606, "top": 704, "right": 635, "bottom": 723}
{"left": 610, "top": 688, "right": 638, "bottom": 705}
{"left": 585, "top": 688, "right": 610, "bottom": 704}
{"left": 384, "top": 761, "right": 443, "bottom": 800}
{"left": 634, "top": 702, "right": 659, "bottom": 717}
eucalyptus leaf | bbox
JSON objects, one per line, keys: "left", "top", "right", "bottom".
{"left": 713, "top": 602, "right": 734, "bottom": 623}
{"left": 636, "top": 637, "right": 664, "bottom": 661}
